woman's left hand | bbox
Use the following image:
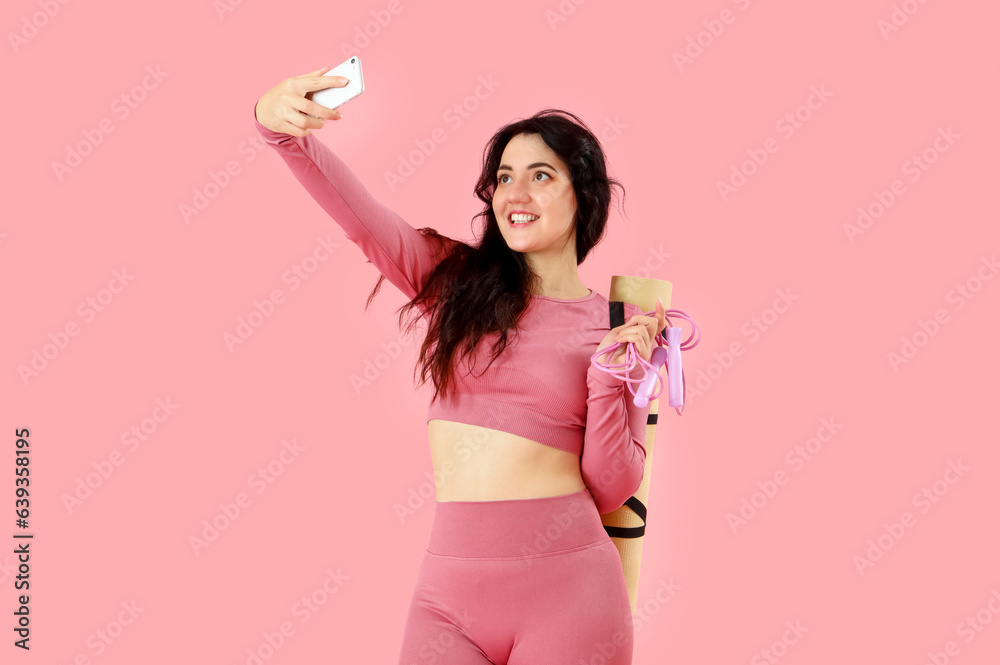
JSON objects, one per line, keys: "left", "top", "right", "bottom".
{"left": 595, "top": 297, "right": 668, "bottom": 370}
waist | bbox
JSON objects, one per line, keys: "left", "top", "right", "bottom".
{"left": 426, "top": 488, "right": 607, "bottom": 558}
{"left": 428, "top": 419, "right": 585, "bottom": 502}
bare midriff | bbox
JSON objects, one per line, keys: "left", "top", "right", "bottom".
{"left": 427, "top": 419, "right": 586, "bottom": 502}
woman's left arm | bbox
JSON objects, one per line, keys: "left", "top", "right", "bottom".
{"left": 581, "top": 360, "right": 650, "bottom": 514}
{"left": 581, "top": 300, "right": 666, "bottom": 514}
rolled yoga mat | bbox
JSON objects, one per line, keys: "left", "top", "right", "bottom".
{"left": 601, "top": 275, "right": 673, "bottom": 615}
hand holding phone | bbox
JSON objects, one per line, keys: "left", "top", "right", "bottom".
{"left": 305, "top": 55, "right": 365, "bottom": 115}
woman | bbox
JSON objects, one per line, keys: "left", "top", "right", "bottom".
{"left": 254, "top": 65, "right": 666, "bottom": 665}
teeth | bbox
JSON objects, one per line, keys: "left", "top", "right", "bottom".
{"left": 510, "top": 213, "right": 539, "bottom": 223}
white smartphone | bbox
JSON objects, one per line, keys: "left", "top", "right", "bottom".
{"left": 306, "top": 55, "right": 365, "bottom": 112}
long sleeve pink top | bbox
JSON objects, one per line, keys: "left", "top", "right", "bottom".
{"left": 254, "top": 105, "right": 651, "bottom": 514}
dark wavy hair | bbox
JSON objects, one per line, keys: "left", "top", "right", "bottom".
{"left": 364, "top": 108, "right": 625, "bottom": 405}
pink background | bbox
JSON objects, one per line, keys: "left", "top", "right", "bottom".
{"left": 3, "top": 0, "right": 999, "bottom": 662}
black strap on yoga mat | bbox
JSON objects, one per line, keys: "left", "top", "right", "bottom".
{"left": 604, "top": 496, "right": 647, "bottom": 539}
{"left": 602, "top": 300, "right": 649, "bottom": 540}
{"left": 609, "top": 300, "right": 625, "bottom": 329}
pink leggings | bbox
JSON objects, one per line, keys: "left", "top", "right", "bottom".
{"left": 397, "top": 489, "right": 633, "bottom": 664}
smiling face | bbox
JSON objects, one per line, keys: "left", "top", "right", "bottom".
{"left": 492, "top": 132, "right": 578, "bottom": 263}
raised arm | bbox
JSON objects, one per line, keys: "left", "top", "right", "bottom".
{"left": 253, "top": 68, "right": 456, "bottom": 301}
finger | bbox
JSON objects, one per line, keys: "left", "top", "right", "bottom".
{"left": 282, "top": 98, "right": 321, "bottom": 128}
{"left": 617, "top": 331, "right": 648, "bottom": 355}
{"left": 620, "top": 333, "right": 648, "bottom": 363}
{"left": 629, "top": 320, "right": 652, "bottom": 345}
{"left": 288, "top": 94, "right": 340, "bottom": 121}
{"left": 638, "top": 323, "right": 651, "bottom": 346}
{"left": 627, "top": 310, "right": 661, "bottom": 342}
{"left": 304, "top": 73, "right": 350, "bottom": 93}
{"left": 297, "top": 66, "right": 329, "bottom": 77}
{"left": 631, "top": 325, "right": 653, "bottom": 355}
{"left": 280, "top": 120, "right": 318, "bottom": 137}
{"left": 623, "top": 314, "right": 656, "bottom": 336}
{"left": 280, "top": 103, "right": 327, "bottom": 135}
{"left": 656, "top": 297, "right": 667, "bottom": 337}
{"left": 621, "top": 323, "right": 650, "bottom": 338}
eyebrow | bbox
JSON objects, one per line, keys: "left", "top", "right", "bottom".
{"left": 497, "top": 162, "right": 558, "bottom": 172}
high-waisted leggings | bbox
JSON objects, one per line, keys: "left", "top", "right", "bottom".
{"left": 397, "top": 489, "right": 633, "bottom": 665}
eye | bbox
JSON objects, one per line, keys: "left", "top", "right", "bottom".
{"left": 497, "top": 170, "right": 553, "bottom": 184}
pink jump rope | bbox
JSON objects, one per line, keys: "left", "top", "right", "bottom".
{"left": 590, "top": 308, "right": 701, "bottom": 414}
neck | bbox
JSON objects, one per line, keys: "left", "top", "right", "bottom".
{"left": 525, "top": 253, "right": 587, "bottom": 298}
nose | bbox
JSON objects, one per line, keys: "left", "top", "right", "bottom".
{"left": 506, "top": 176, "right": 530, "bottom": 203}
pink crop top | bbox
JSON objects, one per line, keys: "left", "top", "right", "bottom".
{"left": 254, "top": 104, "right": 651, "bottom": 513}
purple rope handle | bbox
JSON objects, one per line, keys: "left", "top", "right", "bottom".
{"left": 589, "top": 309, "right": 702, "bottom": 414}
